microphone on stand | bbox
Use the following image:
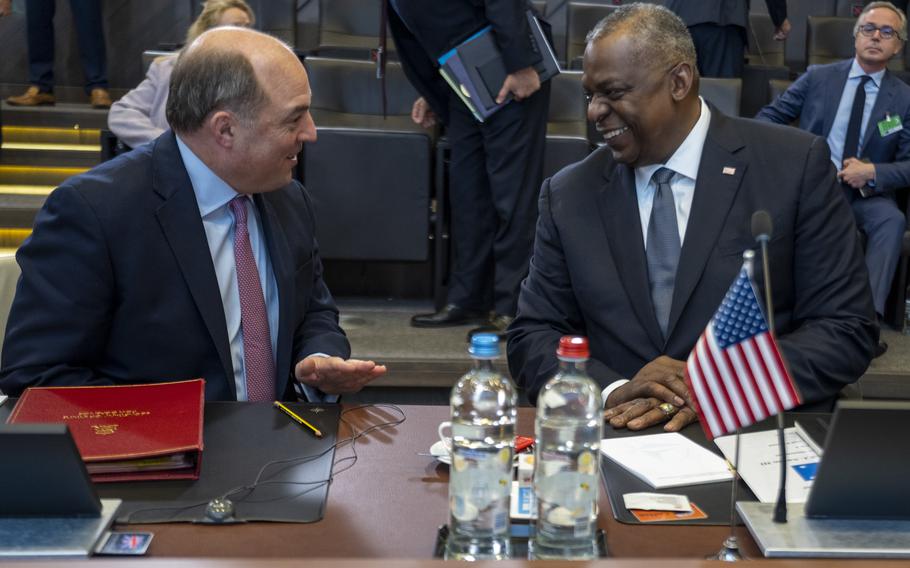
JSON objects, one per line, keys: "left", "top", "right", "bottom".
{"left": 751, "top": 210, "right": 788, "bottom": 524}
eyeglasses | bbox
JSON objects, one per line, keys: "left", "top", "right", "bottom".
{"left": 857, "top": 23, "right": 903, "bottom": 41}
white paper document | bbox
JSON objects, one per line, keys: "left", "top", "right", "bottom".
{"left": 623, "top": 492, "right": 692, "bottom": 512}
{"left": 714, "top": 427, "right": 819, "bottom": 504}
{"left": 600, "top": 433, "right": 733, "bottom": 489}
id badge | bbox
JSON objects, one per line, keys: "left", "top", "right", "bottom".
{"left": 878, "top": 113, "right": 903, "bottom": 137}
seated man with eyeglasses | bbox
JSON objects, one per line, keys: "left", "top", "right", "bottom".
{"left": 757, "top": 1, "right": 910, "bottom": 356}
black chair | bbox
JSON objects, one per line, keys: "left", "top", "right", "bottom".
{"left": 886, "top": 194, "right": 910, "bottom": 328}
{"left": 545, "top": 71, "right": 592, "bottom": 179}
{"left": 141, "top": 49, "right": 174, "bottom": 74}
{"left": 747, "top": 13, "right": 787, "bottom": 67}
{"left": 314, "top": 0, "right": 392, "bottom": 60}
{"left": 566, "top": 2, "right": 614, "bottom": 69}
{"left": 768, "top": 78, "right": 794, "bottom": 102}
{"left": 99, "top": 129, "right": 131, "bottom": 162}
{"left": 807, "top": 16, "right": 905, "bottom": 71}
{"left": 742, "top": 14, "right": 792, "bottom": 117}
{"left": 699, "top": 77, "right": 742, "bottom": 117}
{"left": 834, "top": 0, "right": 866, "bottom": 17}
{"left": 302, "top": 57, "right": 432, "bottom": 266}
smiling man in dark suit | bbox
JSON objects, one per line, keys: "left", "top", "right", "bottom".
{"left": 756, "top": 2, "right": 910, "bottom": 357}
{"left": 0, "top": 27, "right": 385, "bottom": 401}
{"left": 507, "top": 4, "right": 877, "bottom": 431}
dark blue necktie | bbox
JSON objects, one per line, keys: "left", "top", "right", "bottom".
{"left": 646, "top": 167, "right": 680, "bottom": 339}
{"left": 842, "top": 75, "right": 871, "bottom": 165}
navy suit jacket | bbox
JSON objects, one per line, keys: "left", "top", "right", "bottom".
{"left": 756, "top": 59, "right": 910, "bottom": 192}
{"left": 508, "top": 106, "right": 877, "bottom": 406}
{"left": 0, "top": 132, "right": 350, "bottom": 400}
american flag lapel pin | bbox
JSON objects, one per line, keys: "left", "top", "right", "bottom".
{"left": 722, "top": 166, "right": 736, "bottom": 176}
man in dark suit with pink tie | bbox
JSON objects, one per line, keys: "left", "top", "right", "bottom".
{"left": 0, "top": 28, "right": 385, "bottom": 401}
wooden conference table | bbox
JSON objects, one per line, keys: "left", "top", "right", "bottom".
{"left": 3, "top": 404, "right": 900, "bottom": 566}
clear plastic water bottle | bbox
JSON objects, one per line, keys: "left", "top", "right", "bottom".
{"left": 532, "top": 336, "right": 603, "bottom": 560}
{"left": 446, "top": 333, "right": 517, "bottom": 560}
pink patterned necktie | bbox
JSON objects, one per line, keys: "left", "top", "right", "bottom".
{"left": 229, "top": 196, "right": 275, "bottom": 402}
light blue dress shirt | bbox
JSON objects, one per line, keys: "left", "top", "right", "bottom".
{"left": 634, "top": 97, "right": 712, "bottom": 247}
{"left": 827, "top": 59, "right": 886, "bottom": 171}
{"left": 176, "top": 137, "right": 279, "bottom": 401}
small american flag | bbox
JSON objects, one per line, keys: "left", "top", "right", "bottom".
{"left": 685, "top": 265, "right": 801, "bottom": 440}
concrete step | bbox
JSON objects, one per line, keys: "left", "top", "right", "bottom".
{"left": 0, "top": 101, "right": 109, "bottom": 130}
{"left": 0, "top": 194, "right": 47, "bottom": 228}
{"left": 2, "top": 126, "right": 100, "bottom": 146}
{"left": 0, "top": 147, "right": 100, "bottom": 168}
{"left": 0, "top": 165, "right": 87, "bottom": 186}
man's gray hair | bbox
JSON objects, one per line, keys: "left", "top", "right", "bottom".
{"left": 855, "top": 1, "right": 907, "bottom": 42}
{"left": 165, "top": 46, "right": 267, "bottom": 133}
{"left": 585, "top": 3, "right": 697, "bottom": 73}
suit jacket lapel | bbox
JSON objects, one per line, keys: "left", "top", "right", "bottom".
{"left": 666, "top": 111, "right": 746, "bottom": 340}
{"left": 597, "top": 161, "right": 665, "bottom": 351}
{"left": 254, "top": 193, "right": 294, "bottom": 399}
{"left": 861, "top": 72, "right": 896, "bottom": 152}
{"left": 822, "top": 60, "right": 852, "bottom": 137}
{"left": 152, "top": 133, "right": 235, "bottom": 397}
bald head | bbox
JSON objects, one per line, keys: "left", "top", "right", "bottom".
{"left": 166, "top": 27, "right": 302, "bottom": 134}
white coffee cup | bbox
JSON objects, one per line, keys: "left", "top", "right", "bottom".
{"left": 437, "top": 420, "right": 453, "bottom": 452}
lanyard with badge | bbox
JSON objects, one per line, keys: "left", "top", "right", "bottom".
{"left": 878, "top": 112, "right": 903, "bottom": 137}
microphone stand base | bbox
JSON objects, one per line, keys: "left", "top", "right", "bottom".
{"left": 707, "top": 536, "right": 744, "bottom": 562}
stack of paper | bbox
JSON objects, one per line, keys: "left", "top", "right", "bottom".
{"left": 715, "top": 428, "right": 819, "bottom": 503}
{"left": 600, "top": 433, "right": 733, "bottom": 488}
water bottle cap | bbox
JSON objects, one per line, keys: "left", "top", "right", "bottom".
{"left": 469, "top": 333, "right": 500, "bottom": 357}
{"left": 557, "top": 335, "right": 589, "bottom": 360}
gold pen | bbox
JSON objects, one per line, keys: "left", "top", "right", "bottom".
{"left": 273, "top": 401, "right": 323, "bottom": 438}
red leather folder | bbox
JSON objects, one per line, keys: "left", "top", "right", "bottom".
{"left": 7, "top": 379, "right": 205, "bottom": 483}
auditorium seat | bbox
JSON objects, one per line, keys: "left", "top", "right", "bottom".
{"left": 742, "top": 13, "right": 792, "bottom": 117}
{"left": 566, "top": 2, "right": 615, "bottom": 69}
{"left": 0, "top": 253, "right": 20, "bottom": 361}
{"left": 807, "top": 16, "right": 905, "bottom": 71}
{"left": 545, "top": 71, "right": 592, "bottom": 179}
{"left": 887, "top": 196, "right": 910, "bottom": 328}
{"left": 302, "top": 57, "right": 431, "bottom": 263}
{"left": 834, "top": 0, "right": 866, "bottom": 17}
{"left": 768, "top": 78, "right": 794, "bottom": 102}
{"left": 699, "top": 78, "right": 742, "bottom": 117}
{"left": 747, "top": 13, "right": 787, "bottom": 67}
{"left": 314, "top": 0, "right": 391, "bottom": 60}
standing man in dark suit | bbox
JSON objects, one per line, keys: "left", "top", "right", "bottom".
{"left": 757, "top": 2, "right": 910, "bottom": 357}
{"left": 0, "top": 27, "right": 386, "bottom": 401}
{"left": 388, "top": 0, "right": 551, "bottom": 335}
{"left": 507, "top": 4, "right": 876, "bottom": 431}
{"left": 664, "top": 0, "right": 790, "bottom": 78}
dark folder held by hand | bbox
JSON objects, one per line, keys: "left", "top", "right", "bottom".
{"left": 437, "top": 10, "right": 559, "bottom": 122}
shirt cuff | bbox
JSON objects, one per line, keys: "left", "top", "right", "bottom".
{"left": 601, "top": 379, "right": 629, "bottom": 408}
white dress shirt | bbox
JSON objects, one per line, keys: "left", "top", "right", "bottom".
{"left": 601, "top": 97, "right": 712, "bottom": 405}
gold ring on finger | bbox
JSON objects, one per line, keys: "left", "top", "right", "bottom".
{"left": 658, "top": 402, "right": 678, "bottom": 417}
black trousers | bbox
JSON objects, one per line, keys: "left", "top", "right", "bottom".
{"left": 445, "top": 81, "right": 550, "bottom": 317}
{"left": 26, "top": 0, "right": 108, "bottom": 93}
{"left": 688, "top": 23, "right": 745, "bottom": 79}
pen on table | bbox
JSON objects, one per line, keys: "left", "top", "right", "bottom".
{"left": 273, "top": 401, "right": 323, "bottom": 438}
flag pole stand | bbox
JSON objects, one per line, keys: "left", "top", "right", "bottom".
{"left": 708, "top": 428, "right": 743, "bottom": 562}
